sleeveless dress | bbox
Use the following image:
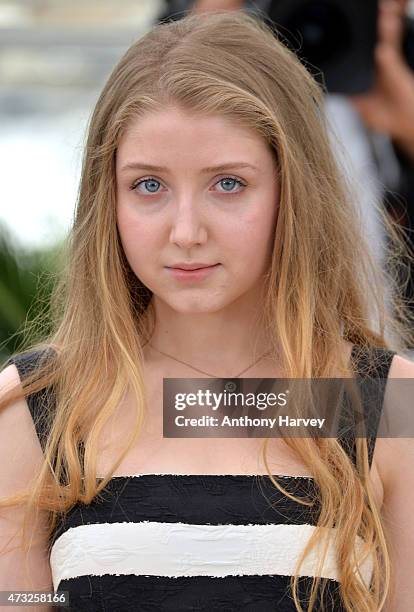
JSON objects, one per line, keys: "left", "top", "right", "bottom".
{"left": 8, "top": 345, "right": 396, "bottom": 611}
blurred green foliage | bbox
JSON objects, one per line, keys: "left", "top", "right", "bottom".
{"left": 0, "top": 224, "right": 65, "bottom": 363}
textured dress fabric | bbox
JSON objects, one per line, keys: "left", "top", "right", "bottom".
{"left": 8, "top": 345, "right": 396, "bottom": 611}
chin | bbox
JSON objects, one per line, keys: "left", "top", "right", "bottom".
{"left": 163, "top": 294, "right": 229, "bottom": 314}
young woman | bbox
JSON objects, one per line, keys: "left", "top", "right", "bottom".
{"left": 1, "top": 10, "right": 414, "bottom": 612}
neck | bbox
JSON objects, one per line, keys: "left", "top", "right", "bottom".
{"left": 143, "top": 296, "right": 276, "bottom": 377}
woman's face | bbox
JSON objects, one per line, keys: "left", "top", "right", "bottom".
{"left": 115, "top": 106, "right": 280, "bottom": 314}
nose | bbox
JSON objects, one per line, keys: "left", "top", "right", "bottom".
{"left": 169, "top": 197, "right": 208, "bottom": 249}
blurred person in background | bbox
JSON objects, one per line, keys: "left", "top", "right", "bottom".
{"left": 350, "top": 0, "right": 414, "bottom": 319}
{"left": 351, "top": 0, "right": 414, "bottom": 164}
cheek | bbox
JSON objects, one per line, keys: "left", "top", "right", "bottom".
{"left": 116, "top": 208, "right": 153, "bottom": 267}
{"left": 233, "top": 207, "right": 277, "bottom": 272}
{"left": 236, "top": 207, "right": 277, "bottom": 250}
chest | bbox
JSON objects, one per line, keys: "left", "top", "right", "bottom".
{"left": 94, "top": 370, "right": 384, "bottom": 508}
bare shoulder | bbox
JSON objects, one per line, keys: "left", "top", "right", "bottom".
{"left": 371, "top": 352, "right": 414, "bottom": 609}
{"left": 0, "top": 360, "right": 47, "bottom": 501}
{"left": 388, "top": 352, "right": 414, "bottom": 377}
{"left": 0, "top": 363, "right": 45, "bottom": 491}
{"left": 372, "top": 352, "right": 414, "bottom": 490}
{"left": 0, "top": 363, "right": 53, "bottom": 593}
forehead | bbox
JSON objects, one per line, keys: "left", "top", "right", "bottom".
{"left": 116, "top": 107, "right": 271, "bottom": 164}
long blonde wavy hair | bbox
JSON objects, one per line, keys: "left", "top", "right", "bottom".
{"left": 1, "top": 9, "right": 414, "bottom": 611}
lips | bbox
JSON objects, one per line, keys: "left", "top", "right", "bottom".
{"left": 173, "top": 266, "right": 210, "bottom": 271}
{"left": 166, "top": 263, "right": 220, "bottom": 281}
{"left": 168, "top": 263, "right": 218, "bottom": 271}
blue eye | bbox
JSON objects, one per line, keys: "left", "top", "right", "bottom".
{"left": 132, "top": 178, "right": 161, "bottom": 194}
{"left": 130, "top": 175, "right": 246, "bottom": 196}
{"left": 217, "top": 177, "right": 244, "bottom": 192}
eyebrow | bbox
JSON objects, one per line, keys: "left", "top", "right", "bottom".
{"left": 119, "top": 162, "right": 259, "bottom": 174}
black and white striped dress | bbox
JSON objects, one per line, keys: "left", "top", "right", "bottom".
{"left": 9, "top": 345, "right": 396, "bottom": 611}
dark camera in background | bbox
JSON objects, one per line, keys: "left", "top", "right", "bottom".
{"left": 159, "top": 0, "right": 414, "bottom": 95}
{"left": 263, "top": 0, "right": 414, "bottom": 94}
{"left": 258, "top": 0, "right": 414, "bottom": 94}
{"left": 264, "top": 0, "right": 378, "bottom": 94}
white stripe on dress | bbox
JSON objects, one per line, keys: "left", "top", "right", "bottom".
{"left": 50, "top": 521, "right": 373, "bottom": 591}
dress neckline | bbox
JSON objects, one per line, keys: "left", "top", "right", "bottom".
{"left": 95, "top": 472, "right": 315, "bottom": 481}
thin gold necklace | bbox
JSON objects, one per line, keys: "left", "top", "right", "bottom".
{"left": 148, "top": 343, "right": 272, "bottom": 378}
